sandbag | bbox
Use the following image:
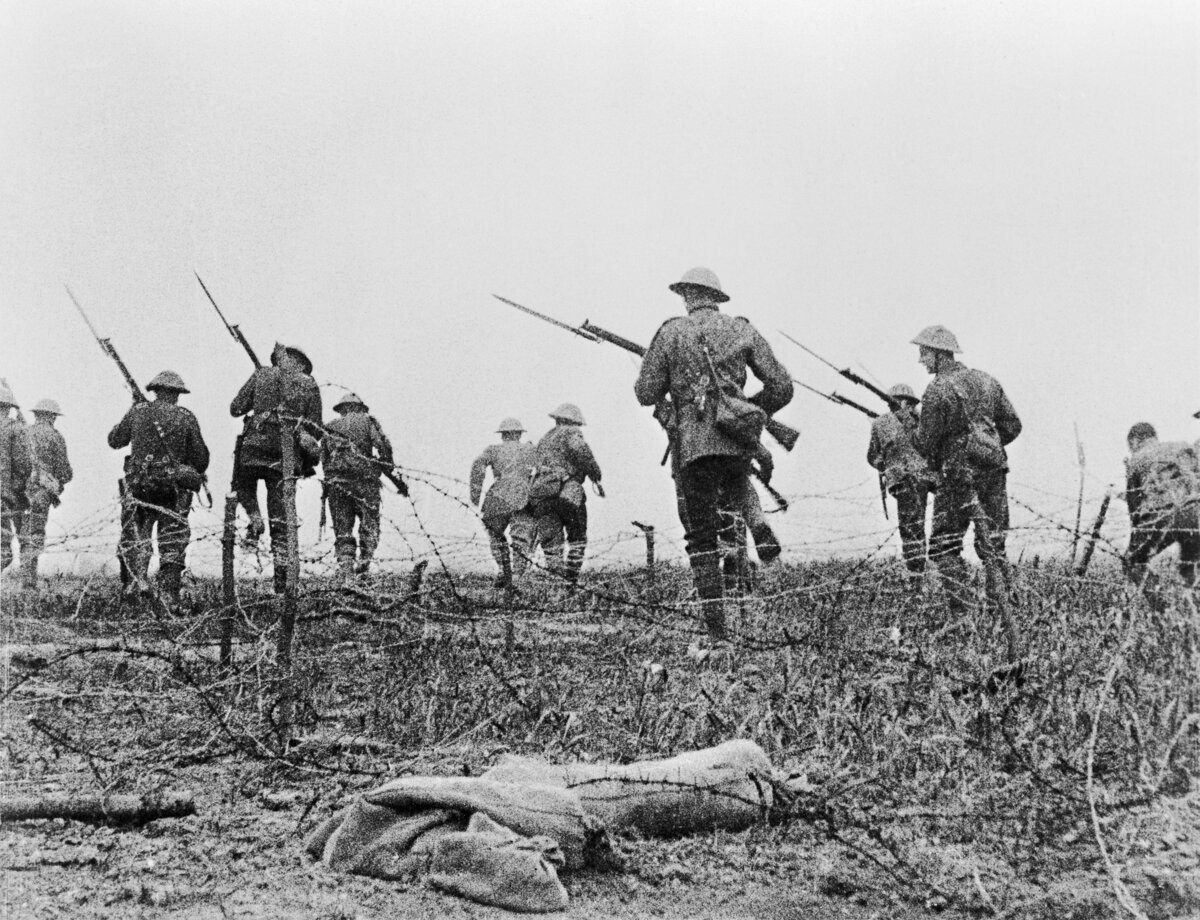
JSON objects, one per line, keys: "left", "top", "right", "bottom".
{"left": 481, "top": 739, "right": 774, "bottom": 837}
{"left": 429, "top": 812, "right": 569, "bottom": 913}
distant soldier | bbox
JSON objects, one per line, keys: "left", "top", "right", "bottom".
{"left": 321, "top": 392, "right": 403, "bottom": 577}
{"left": 21, "top": 399, "right": 73, "bottom": 587}
{"left": 470, "top": 418, "right": 539, "bottom": 588}
{"left": 1122, "top": 422, "right": 1199, "bottom": 610}
{"left": 230, "top": 343, "right": 322, "bottom": 592}
{"left": 107, "top": 372, "right": 210, "bottom": 606}
{"left": 0, "top": 381, "right": 32, "bottom": 576}
{"left": 912, "top": 326, "right": 1021, "bottom": 615}
{"left": 635, "top": 268, "right": 793, "bottom": 640}
{"left": 867, "top": 384, "right": 934, "bottom": 576}
{"left": 529, "top": 404, "right": 603, "bottom": 590}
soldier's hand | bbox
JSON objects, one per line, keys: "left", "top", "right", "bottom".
{"left": 593, "top": 481, "right": 606, "bottom": 498}
{"left": 393, "top": 471, "right": 409, "bottom": 497}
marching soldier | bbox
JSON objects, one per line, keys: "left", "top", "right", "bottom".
{"left": 867, "top": 383, "right": 934, "bottom": 577}
{"left": 321, "top": 392, "right": 403, "bottom": 577}
{"left": 912, "top": 326, "right": 1021, "bottom": 616}
{"left": 21, "top": 399, "right": 73, "bottom": 587}
{"left": 635, "top": 268, "right": 793, "bottom": 640}
{"left": 230, "top": 342, "right": 322, "bottom": 592}
{"left": 107, "top": 372, "right": 210, "bottom": 606}
{"left": 0, "top": 381, "right": 32, "bottom": 577}
{"left": 470, "top": 418, "right": 538, "bottom": 588}
{"left": 1122, "top": 422, "right": 1199, "bottom": 610}
{"left": 529, "top": 403, "right": 603, "bottom": 589}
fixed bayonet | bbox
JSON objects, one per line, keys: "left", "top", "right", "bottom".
{"left": 493, "top": 294, "right": 600, "bottom": 343}
{"left": 196, "top": 273, "right": 262, "bottom": 368}
{"left": 779, "top": 330, "right": 900, "bottom": 412}
{"left": 793, "top": 378, "right": 879, "bottom": 420}
{"left": 64, "top": 284, "right": 146, "bottom": 403}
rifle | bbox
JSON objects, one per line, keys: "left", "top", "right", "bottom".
{"left": 64, "top": 285, "right": 147, "bottom": 403}
{"left": 751, "top": 462, "right": 789, "bottom": 512}
{"left": 1074, "top": 491, "right": 1112, "bottom": 577}
{"left": 490, "top": 295, "right": 800, "bottom": 452}
{"left": 793, "top": 378, "right": 880, "bottom": 419}
{"left": 779, "top": 331, "right": 901, "bottom": 413}
{"left": 195, "top": 272, "right": 262, "bottom": 368}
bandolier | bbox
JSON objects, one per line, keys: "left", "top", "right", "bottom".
{"left": 635, "top": 268, "right": 793, "bottom": 639}
{"left": 867, "top": 383, "right": 934, "bottom": 576}
{"left": 470, "top": 418, "right": 539, "bottom": 588}
{"left": 529, "top": 404, "right": 603, "bottom": 589}
{"left": 22, "top": 399, "right": 73, "bottom": 587}
{"left": 0, "top": 381, "right": 32, "bottom": 575}
{"left": 321, "top": 392, "right": 399, "bottom": 576}
{"left": 107, "top": 371, "right": 210, "bottom": 604}
{"left": 230, "top": 342, "right": 322, "bottom": 592}
{"left": 1123, "top": 422, "right": 1199, "bottom": 610}
{"left": 912, "top": 326, "right": 1021, "bottom": 615}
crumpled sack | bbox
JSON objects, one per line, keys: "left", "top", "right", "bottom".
{"left": 429, "top": 812, "right": 569, "bottom": 913}
{"left": 481, "top": 739, "right": 774, "bottom": 838}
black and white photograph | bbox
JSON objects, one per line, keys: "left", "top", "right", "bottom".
{"left": 1, "top": 1, "right": 1197, "bottom": 917}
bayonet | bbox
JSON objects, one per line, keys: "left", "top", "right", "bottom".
{"left": 492, "top": 294, "right": 600, "bottom": 343}
{"left": 196, "top": 273, "right": 262, "bottom": 368}
{"left": 779, "top": 330, "right": 900, "bottom": 412}
{"left": 64, "top": 284, "right": 146, "bottom": 403}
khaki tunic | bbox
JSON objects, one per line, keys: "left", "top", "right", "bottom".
{"left": 471, "top": 441, "right": 538, "bottom": 520}
{"left": 867, "top": 409, "right": 929, "bottom": 489}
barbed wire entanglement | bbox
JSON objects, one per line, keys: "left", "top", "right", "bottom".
{"left": 2, "top": 467, "right": 1195, "bottom": 916}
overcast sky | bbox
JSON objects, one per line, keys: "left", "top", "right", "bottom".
{"left": 2, "top": 0, "right": 1196, "bottom": 577}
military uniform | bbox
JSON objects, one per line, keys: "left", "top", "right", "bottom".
{"left": 0, "top": 395, "right": 32, "bottom": 574}
{"left": 868, "top": 395, "right": 933, "bottom": 574}
{"left": 915, "top": 355, "right": 1021, "bottom": 613}
{"left": 108, "top": 377, "right": 210, "bottom": 600}
{"left": 230, "top": 348, "right": 322, "bottom": 591}
{"left": 322, "top": 396, "right": 395, "bottom": 575}
{"left": 1124, "top": 437, "right": 1200, "bottom": 608}
{"left": 635, "top": 268, "right": 792, "bottom": 637}
{"left": 470, "top": 420, "right": 539, "bottom": 586}
{"left": 22, "top": 405, "right": 73, "bottom": 585}
{"left": 529, "top": 406, "right": 602, "bottom": 587}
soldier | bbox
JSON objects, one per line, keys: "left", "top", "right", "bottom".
{"left": 634, "top": 268, "right": 793, "bottom": 640}
{"left": 529, "top": 404, "right": 603, "bottom": 589}
{"left": 867, "top": 384, "right": 934, "bottom": 577}
{"left": 21, "top": 399, "right": 74, "bottom": 587}
{"left": 230, "top": 342, "right": 322, "bottom": 592}
{"left": 912, "top": 326, "right": 1021, "bottom": 615}
{"left": 0, "top": 381, "right": 32, "bottom": 577}
{"left": 1122, "top": 422, "right": 1199, "bottom": 610}
{"left": 321, "top": 392, "right": 403, "bottom": 577}
{"left": 107, "top": 372, "right": 210, "bottom": 606}
{"left": 470, "top": 418, "right": 539, "bottom": 588}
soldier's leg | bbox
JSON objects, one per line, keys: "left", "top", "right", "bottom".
{"left": 563, "top": 501, "right": 588, "bottom": 586}
{"left": 508, "top": 510, "right": 537, "bottom": 580}
{"left": 358, "top": 488, "right": 381, "bottom": 573}
{"left": 972, "top": 471, "right": 1012, "bottom": 609}
{"left": 233, "top": 467, "right": 266, "bottom": 541}
{"left": 0, "top": 499, "right": 16, "bottom": 572}
{"left": 928, "top": 472, "right": 973, "bottom": 614}
{"left": 21, "top": 496, "right": 51, "bottom": 586}
{"left": 679, "top": 456, "right": 738, "bottom": 640}
{"left": 740, "top": 481, "right": 780, "bottom": 566}
{"left": 483, "top": 514, "right": 512, "bottom": 586}
{"left": 156, "top": 492, "right": 192, "bottom": 605}
{"left": 263, "top": 471, "right": 293, "bottom": 593}
{"left": 535, "top": 505, "right": 567, "bottom": 578}
{"left": 124, "top": 494, "right": 154, "bottom": 590}
{"left": 892, "top": 482, "right": 928, "bottom": 574}
{"left": 327, "top": 485, "right": 359, "bottom": 574}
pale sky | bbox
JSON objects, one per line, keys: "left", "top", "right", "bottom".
{"left": 2, "top": 0, "right": 1196, "bottom": 576}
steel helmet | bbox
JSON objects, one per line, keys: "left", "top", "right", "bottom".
{"left": 496, "top": 417, "right": 525, "bottom": 434}
{"left": 147, "top": 370, "right": 189, "bottom": 393}
{"left": 32, "top": 398, "right": 63, "bottom": 415}
{"left": 910, "top": 325, "right": 962, "bottom": 353}
{"left": 333, "top": 392, "right": 368, "bottom": 412}
{"left": 0, "top": 380, "right": 15, "bottom": 408}
{"left": 271, "top": 342, "right": 313, "bottom": 375}
{"left": 888, "top": 384, "right": 919, "bottom": 404}
{"left": 549, "top": 403, "right": 585, "bottom": 425}
{"left": 669, "top": 267, "right": 730, "bottom": 303}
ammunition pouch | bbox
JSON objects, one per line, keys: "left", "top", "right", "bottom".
{"left": 27, "top": 467, "right": 63, "bottom": 507}
{"left": 529, "top": 466, "right": 569, "bottom": 502}
{"left": 129, "top": 459, "right": 203, "bottom": 498}
{"left": 714, "top": 394, "right": 767, "bottom": 452}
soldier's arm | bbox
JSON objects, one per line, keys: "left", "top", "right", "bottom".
{"left": 633, "top": 324, "right": 672, "bottom": 407}
{"left": 994, "top": 384, "right": 1022, "bottom": 446}
{"left": 11, "top": 428, "right": 33, "bottom": 483}
{"left": 371, "top": 419, "right": 395, "bottom": 467}
{"left": 306, "top": 381, "right": 324, "bottom": 428}
{"left": 914, "top": 388, "right": 946, "bottom": 466}
{"left": 469, "top": 447, "right": 491, "bottom": 506}
{"left": 570, "top": 432, "right": 602, "bottom": 483}
{"left": 55, "top": 434, "right": 74, "bottom": 485}
{"left": 1124, "top": 458, "right": 1143, "bottom": 517}
{"left": 187, "top": 414, "right": 211, "bottom": 475}
{"left": 230, "top": 372, "right": 258, "bottom": 417}
{"left": 107, "top": 408, "right": 135, "bottom": 450}
{"left": 745, "top": 329, "right": 794, "bottom": 415}
{"left": 866, "top": 423, "right": 884, "bottom": 471}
